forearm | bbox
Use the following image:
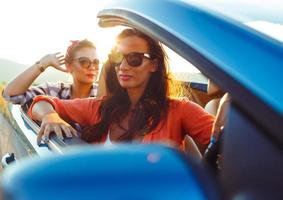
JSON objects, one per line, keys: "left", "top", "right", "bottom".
{"left": 32, "top": 101, "right": 56, "bottom": 121}
{"left": 30, "top": 99, "right": 78, "bottom": 143}
{"left": 3, "top": 62, "right": 46, "bottom": 96}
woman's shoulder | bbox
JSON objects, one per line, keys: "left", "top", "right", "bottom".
{"left": 168, "top": 97, "right": 202, "bottom": 111}
{"left": 169, "top": 97, "right": 191, "bottom": 106}
{"left": 38, "top": 82, "right": 72, "bottom": 98}
{"left": 54, "top": 81, "right": 72, "bottom": 88}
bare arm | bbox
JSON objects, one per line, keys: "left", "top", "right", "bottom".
{"left": 181, "top": 100, "right": 215, "bottom": 152}
{"left": 32, "top": 101, "right": 77, "bottom": 145}
{"left": 3, "top": 53, "right": 67, "bottom": 97}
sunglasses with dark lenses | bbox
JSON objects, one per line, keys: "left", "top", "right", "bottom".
{"left": 109, "top": 51, "right": 153, "bottom": 67}
{"left": 73, "top": 57, "right": 100, "bottom": 69}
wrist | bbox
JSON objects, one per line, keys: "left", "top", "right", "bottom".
{"left": 43, "top": 112, "right": 59, "bottom": 120}
{"left": 41, "top": 112, "right": 61, "bottom": 125}
{"left": 35, "top": 61, "right": 47, "bottom": 72}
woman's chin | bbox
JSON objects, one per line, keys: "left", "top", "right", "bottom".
{"left": 85, "top": 77, "right": 96, "bottom": 83}
{"left": 119, "top": 83, "right": 129, "bottom": 88}
{"left": 80, "top": 79, "right": 95, "bottom": 85}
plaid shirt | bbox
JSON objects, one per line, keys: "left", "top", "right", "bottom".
{"left": 2, "top": 82, "right": 98, "bottom": 105}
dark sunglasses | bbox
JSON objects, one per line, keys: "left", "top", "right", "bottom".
{"left": 73, "top": 57, "right": 100, "bottom": 69}
{"left": 109, "top": 51, "right": 154, "bottom": 67}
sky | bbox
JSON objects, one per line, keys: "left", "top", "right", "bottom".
{"left": 0, "top": 0, "right": 119, "bottom": 65}
{"left": 187, "top": 0, "right": 283, "bottom": 42}
{"left": 0, "top": 0, "right": 282, "bottom": 69}
{"left": 188, "top": 0, "right": 283, "bottom": 23}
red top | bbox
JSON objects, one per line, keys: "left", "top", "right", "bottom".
{"left": 29, "top": 96, "right": 214, "bottom": 149}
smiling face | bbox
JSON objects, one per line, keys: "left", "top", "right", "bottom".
{"left": 67, "top": 47, "right": 99, "bottom": 84}
{"left": 115, "top": 36, "right": 157, "bottom": 93}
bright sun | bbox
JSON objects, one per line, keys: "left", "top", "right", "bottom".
{"left": 91, "top": 27, "right": 125, "bottom": 63}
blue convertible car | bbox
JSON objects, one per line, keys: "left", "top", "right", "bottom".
{"left": 1, "top": 0, "right": 283, "bottom": 199}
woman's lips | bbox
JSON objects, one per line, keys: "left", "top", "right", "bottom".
{"left": 86, "top": 74, "right": 96, "bottom": 79}
{"left": 119, "top": 74, "right": 132, "bottom": 81}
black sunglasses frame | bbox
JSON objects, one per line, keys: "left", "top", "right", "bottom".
{"left": 109, "top": 52, "right": 154, "bottom": 67}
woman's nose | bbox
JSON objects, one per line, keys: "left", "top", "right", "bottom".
{"left": 119, "top": 58, "right": 130, "bottom": 71}
{"left": 89, "top": 63, "right": 99, "bottom": 71}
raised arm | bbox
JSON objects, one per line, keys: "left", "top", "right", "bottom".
{"left": 31, "top": 99, "right": 77, "bottom": 145}
{"left": 2, "top": 53, "right": 67, "bottom": 97}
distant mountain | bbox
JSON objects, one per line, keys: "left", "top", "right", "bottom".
{"left": 0, "top": 58, "right": 69, "bottom": 84}
{"left": 0, "top": 58, "right": 27, "bottom": 84}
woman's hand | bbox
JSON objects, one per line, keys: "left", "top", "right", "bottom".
{"left": 39, "top": 52, "right": 68, "bottom": 73}
{"left": 37, "top": 112, "right": 78, "bottom": 145}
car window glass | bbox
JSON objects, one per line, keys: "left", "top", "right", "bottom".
{"left": 164, "top": 45, "right": 208, "bottom": 84}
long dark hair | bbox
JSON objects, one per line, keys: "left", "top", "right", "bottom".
{"left": 81, "top": 29, "right": 171, "bottom": 142}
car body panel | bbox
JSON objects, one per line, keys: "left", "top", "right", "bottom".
{"left": 0, "top": 105, "right": 49, "bottom": 165}
{"left": 0, "top": 105, "right": 88, "bottom": 163}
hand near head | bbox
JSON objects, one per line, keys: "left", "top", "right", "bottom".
{"left": 39, "top": 52, "right": 68, "bottom": 73}
{"left": 37, "top": 112, "right": 78, "bottom": 145}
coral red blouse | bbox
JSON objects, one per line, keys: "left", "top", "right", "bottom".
{"left": 29, "top": 96, "right": 214, "bottom": 149}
